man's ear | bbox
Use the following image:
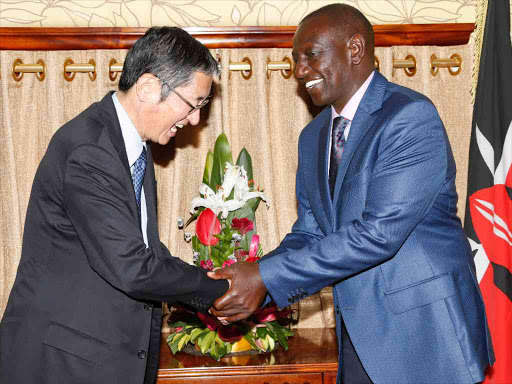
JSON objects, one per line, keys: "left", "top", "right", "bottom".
{"left": 135, "top": 74, "right": 161, "bottom": 105}
{"left": 348, "top": 34, "right": 365, "bottom": 65}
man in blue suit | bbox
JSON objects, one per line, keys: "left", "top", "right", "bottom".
{"left": 209, "top": 4, "right": 494, "bottom": 383}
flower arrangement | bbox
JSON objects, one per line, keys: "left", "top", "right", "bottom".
{"left": 167, "top": 133, "right": 293, "bottom": 361}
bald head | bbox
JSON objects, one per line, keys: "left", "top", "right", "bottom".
{"left": 301, "top": 3, "right": 374, "bottom": 59}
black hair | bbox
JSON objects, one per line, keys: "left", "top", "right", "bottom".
{"left": 119, "top": 27, "right": 219, "bottom": 101}
{"left": 301, "top": 3, "right": 374, "bottom": 57}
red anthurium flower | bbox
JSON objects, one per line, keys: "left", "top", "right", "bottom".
{"left": 249, "top": 234, "right": 260, "bottom": 258}
{"left": 253, "top": 304, "right": 292, "bottom": 323}
{"left": 222, "top": 259, "right": 236, "bottom": 269}
{"left": 217, "top": 324, "right": 244, "bottom": 343}
{"left": 245, "top": 256, "right": 260, "bottom": 263}
{"left": 200, "top": 260, "right": 214, "bottom": 271}
{"left": 197, "top": 311, "right": 219, "bottom": 331}
{"left": 231, "top": 218, "right": 254, "bottom": 235}
{"left": 196, "top": 208, "right": 221, "bottom": 246}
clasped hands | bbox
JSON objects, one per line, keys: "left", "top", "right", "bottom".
{"left": 207, "top": 261, "right": 267, "bottom": 323}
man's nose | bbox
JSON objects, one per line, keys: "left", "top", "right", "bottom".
{"left": 187, "top": 109, "right": 201, "bottom": 126}
{"left": 294, "top": 59, "right": 308, "bottom": 80}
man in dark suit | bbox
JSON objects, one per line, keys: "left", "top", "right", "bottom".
{"left": 0, "top": 27, "right": 228, "bottom": 384}
{"left": 209, "top": 4, "right": 494, "bottom": 383}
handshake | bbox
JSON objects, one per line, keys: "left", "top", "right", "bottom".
{"left": 207, "top": 261, "right": 268, "bottom": 323}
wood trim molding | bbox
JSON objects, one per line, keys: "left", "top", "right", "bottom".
{"left": 0, "top": 24, "right": 474, "bottom": 51}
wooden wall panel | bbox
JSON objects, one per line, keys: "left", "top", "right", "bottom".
{"left": 0, "top": 24, "right": 474, "bottom": 50}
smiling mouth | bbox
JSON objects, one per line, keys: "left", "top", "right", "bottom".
{"left": 170, "top": 124, "right": 184, "bottom": 133}
{"left": 305, "top": 79, "right": 323, "bottom": 89}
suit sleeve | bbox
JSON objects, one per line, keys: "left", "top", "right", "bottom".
{"left": 259, "top": 100, "right": 448, "bottom": 308}
{"left": 63, "top": 144, "right": 228, "bottom": 311}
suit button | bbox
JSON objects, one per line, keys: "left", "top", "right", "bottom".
{"left": 137, "top": 350, "right": 146, "bottom": 359}
{"left": 336, "top": 306, "right": 340, "bottom": 314}
{"left": 144, "top": 304, "right": 152, "bottom": 311}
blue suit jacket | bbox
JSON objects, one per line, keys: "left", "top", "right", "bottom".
{"left": 259, "top": 72, "right": 494, "bottom": 383}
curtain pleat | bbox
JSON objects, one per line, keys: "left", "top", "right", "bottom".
{"left": 0, "top": 45, "right": 472, "bottom": 329}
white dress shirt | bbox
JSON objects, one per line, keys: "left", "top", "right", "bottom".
{"left": 112, "top": 93, "right": 149, "bottom": 247}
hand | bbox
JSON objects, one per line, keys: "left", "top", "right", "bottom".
{"left": 207, "top": 262, "right": 267, "bottom": 323}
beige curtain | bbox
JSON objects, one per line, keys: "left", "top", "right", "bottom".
{"left": 0, "top": 45, "right": 472, "bottom": 329}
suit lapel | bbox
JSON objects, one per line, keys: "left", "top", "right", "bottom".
{"left": 315, "top": 109, "right": 334, "bottom": 233}
{"left": 100, "top": 92, "right": 132, "bottom": 180}
{"left": 332, "top": 72, "right": 388, "bottom": 213}
{"left": 144, "top": 144, "right": 160, "bottom": 249}
{"left": 99, "top": 92, "right": 143, "bottom": 227}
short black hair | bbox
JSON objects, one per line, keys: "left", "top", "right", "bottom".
{"left": 119, "top": 27, "right": 219, "bottom": 101}
{"left": 301, "top": 4, "right": 374, "bottom": 57}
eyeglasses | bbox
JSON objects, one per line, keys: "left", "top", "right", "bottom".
{"left": 171, "top": 88, "right": 211, "bottom": 116}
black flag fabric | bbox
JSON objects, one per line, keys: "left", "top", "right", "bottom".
{"left": 464, "top": 0, "right": 512, "bottom": 382}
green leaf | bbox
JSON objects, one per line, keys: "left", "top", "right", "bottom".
{"left": 198, "top": 243, "right": 210, "bottom": 263}
{"left": 196, "top": 329, "right": 211, "bottom": 345}
{"left": 185, "top": 211, "right": 200, "bottom": 228}
{"left": 256, "top": 327, "right": 270, "bottom": 340}
{"left": 210, "top": 133, "right": 234, "bottom": 191}
{"left": 202, "top": 149, "right": 214, "bottom": 188}
{"left": 266, "top": 334, "right": 275, "bottom": 351}
{"left": 242, "top": 332, "right": 260, "bottom": 351}
{"left": 245, "top": 197, "right": 261, "bottom": 213}
{"left": 169, "top": 333, "right": 185, "bottom": 354}
{"left": 190, "top": 328, "right": 205, "bottom": 342}
{"left": 216, "top": 342, "right": 227, "bottom": 359}
{"left": 166, "top": 333, "right": 176, "bottom": 344}
{"left": 209, "top": 342, "right": 220, "bottom": 360}
{"left": 210, "top": 244, "right": 224, "bottom": 268}
{"left": 259, "top": 335, "right": 269, "bottom": 351}
{"left": 177, "top": 333, "right": 191, "bottom": 351}
{"left": 236, "top": 147, "right": 253, "bottom": 182}
{"left": 267, "top": 322, "right": 291, "bottom": 350}
{"left": 199, "top": 330, "right": 216, "bottom": 354}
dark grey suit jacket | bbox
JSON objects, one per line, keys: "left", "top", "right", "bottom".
{"left": 0, "top": 92, "right": 228, "bottom": 384}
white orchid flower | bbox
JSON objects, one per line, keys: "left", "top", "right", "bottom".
{"left": 190, "top": 183, "right": 244, "bottom": 219}
{"left": 232, "top": 166, "right": 270, "bottom": 207}
{"left": 190, "top": 163, "right": 269, "bottom": 219}
{"left": 221, "top": 163, "right": 246, "bottom": 199}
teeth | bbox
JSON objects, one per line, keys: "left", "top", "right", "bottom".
{"left": 170, "top": 127, "right": 178, "bottom": 133}
{"left": 176, "top": 124, "right": 184, "bottom": 129}
{"left": 306, "top": 79, "right": 323, "bottom": 89}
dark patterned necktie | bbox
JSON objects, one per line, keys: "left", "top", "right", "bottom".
{"left": 132, "top": 146, "right": 147, "bottom": 209}
{"left": 328, "top": 116, "right": 350, "bottom": 200}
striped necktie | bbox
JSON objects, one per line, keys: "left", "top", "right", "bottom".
{"left": 132, "top": 146, "right": 147, "bottom": 210}
{"left": 328, "top": 116, "right": 350, "bottom": 200}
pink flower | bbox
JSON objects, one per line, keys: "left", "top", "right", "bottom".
{"left": 197, "top": 311, "right": 219, "bottom": 331}
{"left": 196, "top": 208, "right": 221, "bottom": 246}
{"left": 200, "top": 260, "right": 214, "bottom": 271}
{"left": 231, "top": 218, "right": 254, "bottom": 235}
{"left": 253, "top": 304, "right": 292, "bottom": 323}
{"left": 249, "top": 234, "right": 260, "bottom": 258}
{"left": 222, "top": 259, "right": 236, "bottom": 269}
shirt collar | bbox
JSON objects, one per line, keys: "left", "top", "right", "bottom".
{"left": 331, "top": 71, "right": 375, "bottom": 120}
{"left": 112, "top": 92, "right": 145, "bottom": 168}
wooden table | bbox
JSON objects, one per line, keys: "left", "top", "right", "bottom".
{"left": 157, "top": 328, "right": 339, "bottom": 384}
